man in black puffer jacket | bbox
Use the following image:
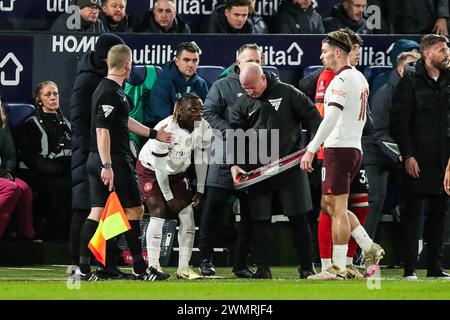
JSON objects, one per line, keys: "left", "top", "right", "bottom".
{"left": 70, "top": 33, "right": 127, "bottom": 278}
{"left": 390, "top": 34, "right": 450, "bottom": 279}
{"left": 271, "top": 0, "right": 324, "bottom": 34}
{"left": 207, "top": 0, "right": 256, "bottom": 34}
{"left": 323, "top": 0, "right": 372, "bottom": 34}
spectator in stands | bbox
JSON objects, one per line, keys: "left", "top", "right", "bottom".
{"left": 366, "top": 0, "right": 395, "bottom": 34}
{"left": 392, "top": 0, "right": 449, "bottom": 35}
{"left": 363, "top": 51, "right": 420, "bottom": 240}
{"left": 248, "top": 0, "right": 269, "bottom": 33}
{"left": 207, "top": 0, "right": 257, "bottom": 34}
{"left": 136, "top": 0, "right": 190, "bottom": 33}
{"left": 230, "top": 63, "right": 321, "bottom": 279}
{"left": 198, "top": 44, "right": 264, "bottom": 279}
{"left": 147, "top": 42, "right": 208, "bottom": 128}
{"left": 99, "top": 0, "right": 132, "bottom": 32}
{"left": 50, "top": 0, "right": 105, "bottom": 33}
{"left": 70, "top": 34, "right": 130, "bottom": 279}
{"left": 0, "top": 96, "right": 34, "bottom": 241}
{"left": 271, "top": 0, "right": 325, "bottom": 34}
{"left": 323, "top": 0, "right": 372, "bottom": 34}
{"left": 390, "top": 34, "right": 450, "bottom": 279}
{"left": 18, "top": 81, "right": 71, "bottom": 242}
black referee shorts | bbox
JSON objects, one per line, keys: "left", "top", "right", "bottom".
{"left": 247, "top": 167, "right": 312, "bottom": 220}
{"left": 87, "top": 152, "right": 142, "bottom": 208}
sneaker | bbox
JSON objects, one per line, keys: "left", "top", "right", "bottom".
{"left": 363, "top": 242, "right": 385, "bottom": 278}
{"left": 198, "top": 259, "right": 216, "bottom": 276}
{"left": 71, "top": 269, "right": 104, "bottom": 281}
{"left": 134, "top": 266, "right": 171, "bottom": 281}
{"left": 403, "top": 268, "right": 418, "bottom": 280}
{"left": 307, "top": 265, "right": 346, "bottom": 280}
{"left": 97, "top": 266, "right": 134, "bottom": 280}
{"left": 346, "top": 264, "right": 364, "bottom": 280}
{"left": 177, "top": 267, "right": 203, "bottom": 280}
{"left": 252, "top": 266, "right": 272, "bottom": 279}
{"left": 232, "top": 266, "right": 255, "bottom": 278}
{"left": 426, "top": 269, "right": 450, "bottom": 279}
{"left": 298, "top": 266, "right": 316, "bottom": 279}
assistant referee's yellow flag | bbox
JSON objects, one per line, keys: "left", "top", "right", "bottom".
{"left": 88, "top": 192, "right": 131, "bottom": 266}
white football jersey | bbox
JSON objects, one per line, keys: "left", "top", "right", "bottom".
{"left": 323, "top": 66, "right": 368, "bottom": 151}
{"left": 139, "top": 116, "right": 212, "bottom": 175}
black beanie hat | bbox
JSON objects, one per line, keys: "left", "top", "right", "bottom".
{"left": 94, "top": 33, "right": 125, "bottom": 59}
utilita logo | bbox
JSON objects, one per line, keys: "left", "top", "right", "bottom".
{"left": 240, "top": 42, "right": 303, "bottom": 67}
{"left": 0, "top": 52, "right": 23, "bottom": 86}
{"left": 0, "top": 0, "right": 16, "bottom": 11}
{"left": 46, "top": 0, "right": 70, "bottom": 13}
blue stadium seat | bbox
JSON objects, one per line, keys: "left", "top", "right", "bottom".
{"left": 364, "top": 66, "right": 392, "bottom": 86}
{"left": 262, "top": 65, "right": 280, "bottom": 76}
{"left": 196, "top": 65, "right": 225, "bottom": 87}
{"left": 303, "top": 65, "right": 322, "bottom": 77}
{"left": 3, "top": 103, "right": 35, "bottom": 136}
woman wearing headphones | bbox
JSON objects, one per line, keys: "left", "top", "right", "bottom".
{"left": 18, "top": 81, "right": 72, "bottom": 242}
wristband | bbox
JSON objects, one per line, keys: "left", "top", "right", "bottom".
{"left": 100, "top": 162, "right": 112, "bottom": 169}
{"left": 149, "top": 129, "right": 158, "bottom": 140}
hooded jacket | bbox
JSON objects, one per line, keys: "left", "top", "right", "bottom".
{"left": 207, "top": 4, "right": 256, "bottom": 34}
{"left": 136, "top": 10, "right": 191, "bottom": 33}
{"left": 371, "top": 39, "right": 420, "bottom": 97}
{"left": 323, "top": 4, "right": 372, "bottom": 34}
{"left": 147, "top": 60, "right": 209, "bottom": 127}
{"left": 50, "top": 12, "right": 105, "bottom": 32}
{"left": 271, "top": 0, "right": 325, "bottom": 34}
{"left": 70, "top": 51, "right": 107, "bottom": 210}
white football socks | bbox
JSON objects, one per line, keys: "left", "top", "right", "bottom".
{"left": 145, "top": 217, "right": 165, "bottom": 270}
{"left": 178, "top": 204, "right": 195, "bottom": 271}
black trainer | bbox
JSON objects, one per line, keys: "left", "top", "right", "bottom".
{"left": 253, "top": 266, "right": 272, "bottom": 279}
{"left": 427, "top": 269, "right": 450, "bottom": 278}
{"left": 96, "top": 266, "right": 135, "bottom": 280}
{"left": 199, "top": 259, "right": 216, "bottom": 276}
{"left": 71, "top": 270, "right": 105, "bottom": 281}
{"left": 133, "top": 266, "right": 171, "bottom": 281}
{"left": 232, "top": 266, "right": 255, "bottom": 278}
{"left": 298, "top": 267, "right": 316, "bottom": 279}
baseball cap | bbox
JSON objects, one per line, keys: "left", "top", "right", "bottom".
{"left": 77, "top": 0, "right": 102, "bottom": 10}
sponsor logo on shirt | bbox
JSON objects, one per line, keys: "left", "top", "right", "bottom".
{"left": 101, "top": 104, "right": 114, "bottom": 118}
{"left": 268, "top": 98, "right": 282, "bottom": 111}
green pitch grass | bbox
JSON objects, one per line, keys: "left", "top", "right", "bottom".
{"left": 0, "top": 266, "right": 449, "bottom": 300}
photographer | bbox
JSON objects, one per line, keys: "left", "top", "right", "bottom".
{"left": 18, "top": 81, "right": 72, "bottom": 242}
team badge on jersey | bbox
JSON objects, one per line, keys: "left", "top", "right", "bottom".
{"left": 144, "top": 182, "right": 153, "bottom": 192}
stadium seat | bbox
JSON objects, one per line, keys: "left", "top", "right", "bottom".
{"left": 3, "top": 103, "right": 36, "bottom": 136}
{"left": 303, "top": 65, "right": 322, "bottom": 77}
{"left": 262, "top": 65, "right": 280, "bottom": 76}
{"left": 364, "top": 66, "right": 392, "bottom": 86}
{"left": 196, "top": 65, "right": 225, "bottom": 87}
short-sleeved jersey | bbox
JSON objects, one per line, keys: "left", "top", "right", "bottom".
{"left": 90, "top": 78, "right": 131, "bottom": 155}
{"left": 139, "top": 116, "right": 212, "bottom": 175}
{"left": 323, "top": 66, "right": 368, "bottom": 151}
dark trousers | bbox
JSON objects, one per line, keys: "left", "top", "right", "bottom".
{"left": 365, "top": 164, "right": 402, "bottom": 239}
{"left": 198, "top": 186, "right": 252, "bottom": 269}
{"left": 401, "top": 194, "right": 448, "bottom": 272}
